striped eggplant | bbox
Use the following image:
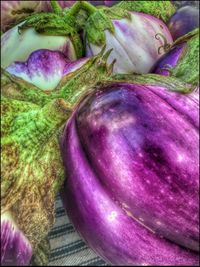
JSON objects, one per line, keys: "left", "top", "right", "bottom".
{"left": 5, "top": 49, "right": 88, "bottom": 91}
{"left": 84, "top": 1, "right": 173, "bottom": 74}
{"left": 60, "top": 75, "right": 199, "bottom": 266}
{"left": 151, "top": 28, "right": 199, "bottom": 86}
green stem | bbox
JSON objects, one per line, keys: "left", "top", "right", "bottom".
{"left": 65, "top": 1, "right": 82, "bottom": 16}
{"left": 80, "top": 1, "right": 98, "bottom": 15}
{"left": 50, "top": 0, "right": 62, "bottom": 13}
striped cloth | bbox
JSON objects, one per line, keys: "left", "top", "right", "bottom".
{"left": 48, "top": 195, "right": 107, "bottom": 266}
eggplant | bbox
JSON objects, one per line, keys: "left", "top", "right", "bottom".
{"left": 151, "top": 28, "right": 199, "bottom": 87}
{"left": 5, "top": 49, "right": 88, "bottom": 91}
{"left": 60, "top": 75, "right": 199, "bottom": 265}
{"left": 83, "top": 1, "right": 173, "bottom": 74}
{"left": 168, "top": 5, "right": 199, "bottom": 40}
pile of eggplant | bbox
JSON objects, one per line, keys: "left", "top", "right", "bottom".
{"left": 1, "top": 1, "right": 199, "bottom": 266}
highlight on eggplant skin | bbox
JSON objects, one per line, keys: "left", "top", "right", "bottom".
{"left": 60, "top": 81, "right": 199, "bottom": 266}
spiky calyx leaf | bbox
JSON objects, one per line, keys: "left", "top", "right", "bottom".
{"left": 115, "top": 1, "right": 176, "bottom": 23}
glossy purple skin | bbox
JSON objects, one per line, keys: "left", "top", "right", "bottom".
{"left": 168, "top": 6, "right": 199, "bottom": 40}
{"left": 61, "top": 83, "right": 199, "bottom": 265}
{"left": 1, "top": 220, "right": 32, "bottom": 266}
{"left": 150, "top": 43, "right": 186, "bottom": 76}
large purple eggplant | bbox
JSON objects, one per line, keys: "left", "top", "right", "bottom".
{"left": 61, "top": 75, "right": 199, "bottom": 265}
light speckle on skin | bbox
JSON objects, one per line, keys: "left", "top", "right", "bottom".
{"left": 107, "top": 211, "right": 118, "bottom": 222}
{"left": 177, "top": 153, "right": 184, "bottom": 162}
{"left": 166, "top": 176, "right": 171, "bottom": 181}
{"left": 139, "top": 217, "right": 144, "bottom": 222}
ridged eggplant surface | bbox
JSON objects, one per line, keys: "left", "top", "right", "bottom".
{"left": 61, "top": 82, "right": 199, "bottom": 265}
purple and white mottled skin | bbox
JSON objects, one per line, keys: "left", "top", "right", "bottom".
{"left": 1, "top": 22, "right": 77, "bottom": 69}
{"left": 168, "top": 6, "right": 199, "bottom": 40}
{"left": 1, "top": 211, "right": 32, "bottom": 266}
{"left": 150, "top": 43, "right": 186, "bottom": 76}
{"left": 5, "top": 49, "right": 88, "bottom": 91}
{"left": 61, "top": 83, "right": 199, "bottom": 265}
{"left": 86, "top": 12, "right": 173, "bottom": 74}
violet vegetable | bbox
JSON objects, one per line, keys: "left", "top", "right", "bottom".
{"left": 168, "top": 5, "right": 199, "bottom": 40}
{"left": 6, "top": 49, "right": 89, "bottom": 91}
{"left": 61, "top": 75, "right": 199, "bottom": 265}
{"left": 1, "top": 212, "right": 32, "bottom": 266}
{"left": 151, "top": 28, "right": 199, "bottom": 86}
{"left": 83, "top": 2, "right": 173, "bottom": 74}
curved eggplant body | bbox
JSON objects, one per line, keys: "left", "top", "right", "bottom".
{"left": 5, "top": 49, "right": 88, "bottom": 91}
{"left": 86, "top": 12, "right": 173, "bottom": 74}
{"left": 61, "top": 82, "right": 199, "bottom": 265}
{"left": 1, "top": 23, "right": 77, "bottom": 69}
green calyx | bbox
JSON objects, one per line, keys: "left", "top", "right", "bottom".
{"left": 170, "top": 28, "right": 199, "bottom": 86}
{"left": 115, "top": 0, "right": 176, "bottom": 23}
{"left": 50, "top": 0, "right": 63, "bottom": 14}
{"left": 106, "top": 73, "right": 196, "bottom": 94}
{"left": 82, "top": 1, "right": 131, "bottom": 46}
{"left": 1, "top": 96, "right": 70, "bottom": 249}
